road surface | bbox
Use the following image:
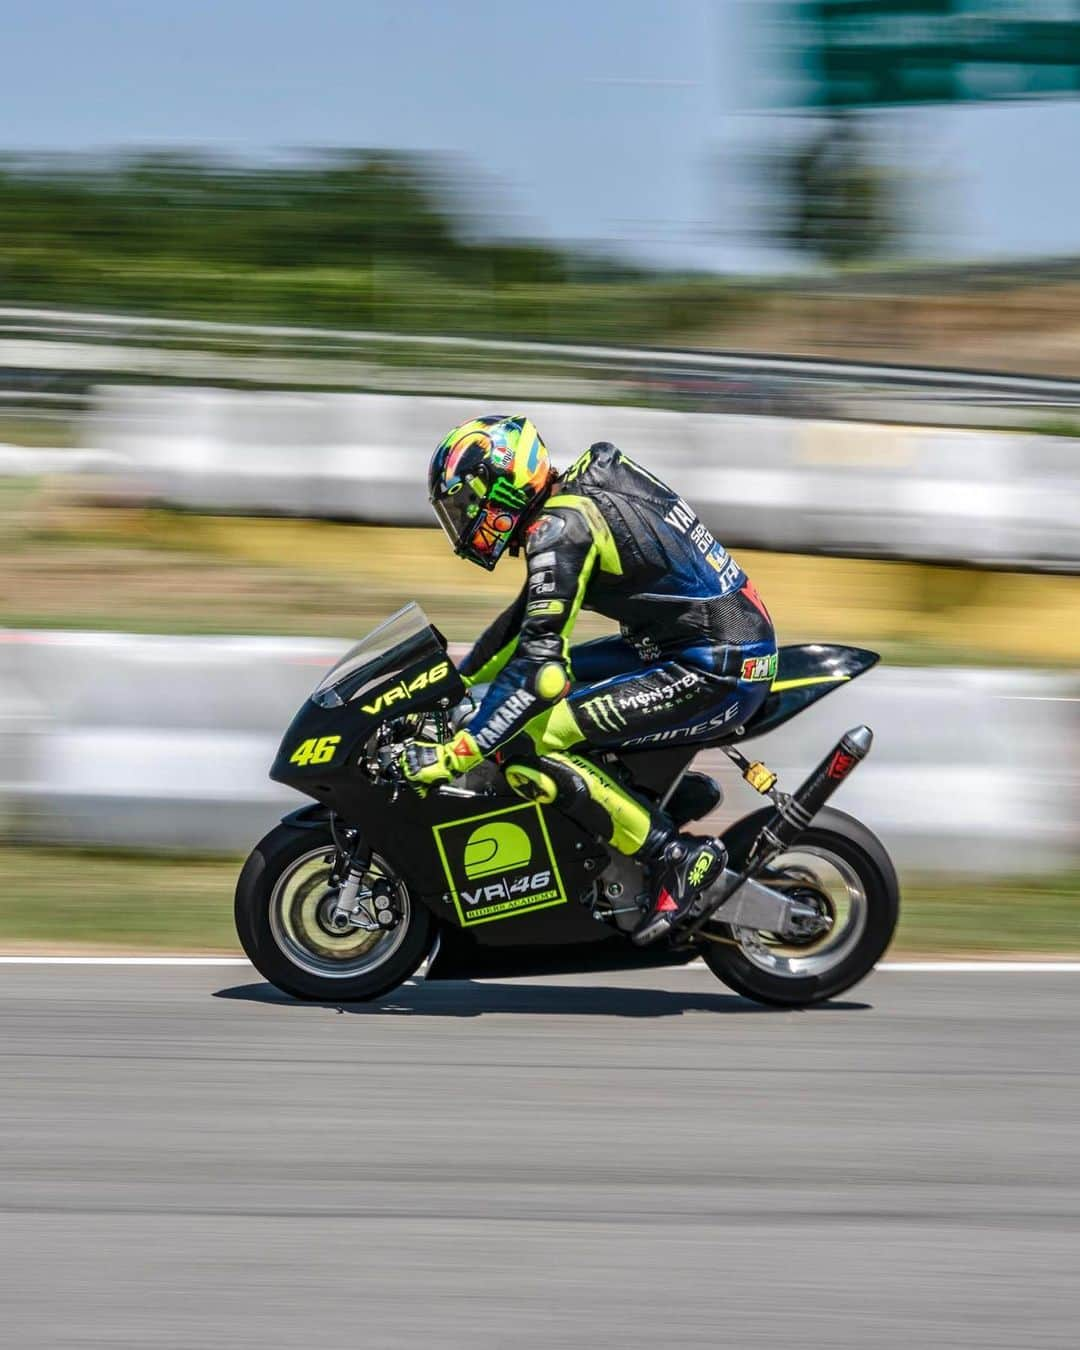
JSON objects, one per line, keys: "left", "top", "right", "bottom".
{"left": 2, "top": 964, "right": 1078, "bottom": 1348}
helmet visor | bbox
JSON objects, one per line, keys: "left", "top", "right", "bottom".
{"left": 432, "top": 486, "right": 519, "bottom": 571}
{"left": 432, "top": 491, "right": 474, "bottom": 553}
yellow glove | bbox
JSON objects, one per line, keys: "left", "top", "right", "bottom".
{"left": 399, "top": 730, "right": 483, "bottom": 796}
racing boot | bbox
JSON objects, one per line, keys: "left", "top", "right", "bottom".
{"left": 632, "top": 832, "right": 728, "bottom": 946}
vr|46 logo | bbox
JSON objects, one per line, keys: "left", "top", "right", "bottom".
{"left": 464, "top": 870, "right": 555, "bottom": 910}
{"left": 360, "top": 661, "right": 449, "bottom": 716}
{"left": 432, "top": 802, "right": 568, "bottom": 927}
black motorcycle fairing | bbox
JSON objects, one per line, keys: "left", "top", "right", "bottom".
{"left": 270, "top": 609, "right": 607, "bottom": 947}
{"left": 268, "top": 613, "right": 878, "bottom": 956}
{"left": 731, "top": 644, "right": 879, "bottom": 743}
{"left": 425, "top": 924, "right": 697, "bottom": 980}
{"left": 280, "top": 802, "right": 335, "bottom": 830}
{"left": 279, "top": 743, "right": 613, "bottom": 948}
{"left": 331, "top": 775, "right": 614, "bottom": 948}
{"left": 270, "top": 650, "right": 465, "bottom": 793}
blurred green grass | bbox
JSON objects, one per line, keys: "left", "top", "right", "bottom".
{"left": 0, "top": 847, "right": 240, "bottom": 952}
{"left": 0, "top": 845, "right": 1075, "bottom": 955}
{"left": 0, "top": 418, "right": 78, "bottom": 448}
{"left": 896, "top": 874, "right": 1080, "bottom": 956}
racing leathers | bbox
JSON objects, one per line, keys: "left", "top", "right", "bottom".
{"left": 457, "top": 443, "right": 777, "bottom": 906}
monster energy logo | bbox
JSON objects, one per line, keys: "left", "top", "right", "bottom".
{"left": 581, "top": 693, "right": 625, "bottom": 733}
{"left": 489, "top": 478, "right": 528, "bottom": 509}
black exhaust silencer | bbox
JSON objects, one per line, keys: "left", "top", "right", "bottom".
{"left": 751, "top": 725, "right": 873, "bottom": 864}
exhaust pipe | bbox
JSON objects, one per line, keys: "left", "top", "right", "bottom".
{"left": 751, "top": 725, "right": 873, "bottom": 864}
{"left": 677, "top": 726, "right": 874, "bottom": 946}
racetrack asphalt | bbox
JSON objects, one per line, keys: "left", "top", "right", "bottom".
{"left": 2, "top": 965, "right": 1078, "bottom": 1349}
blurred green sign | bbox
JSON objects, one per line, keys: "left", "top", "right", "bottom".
{"left": 801, "top": 1, "right": 1080, "bottom": 106}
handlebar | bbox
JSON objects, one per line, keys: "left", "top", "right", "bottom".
{"left": 370, "top": 743, "right": 491, "bottom": 801}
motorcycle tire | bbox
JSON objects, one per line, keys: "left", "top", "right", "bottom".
{"left": 703, "top": 806, "right": 899, "bottom": 1008}
{"left": 235, "top": 822, "right": 435, "bottom": 1002}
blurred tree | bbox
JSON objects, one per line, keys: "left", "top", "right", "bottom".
{"left": 0, "top": 149, "right": 739, "bottom": 340}
{"left": 782, "top": 115, "right": 894, "bottom": 266}
{"left": 0, "top": 150, "right": 539, "bottom": 273}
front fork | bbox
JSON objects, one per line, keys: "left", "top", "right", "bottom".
{"left": 325, "top": 825, "right": 399, "bottom": 933}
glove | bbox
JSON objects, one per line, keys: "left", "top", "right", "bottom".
{"left": 399, "top": 730, "right": 483, "bottom": 796}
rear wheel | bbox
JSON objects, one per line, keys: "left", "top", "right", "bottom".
{"left": 235, "top": 823, "right": 435, "bottom": 1001}
{"left": 702, "top": 807, "right": 899, "bottom": 1007}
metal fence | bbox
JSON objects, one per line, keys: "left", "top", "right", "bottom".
{"left": 8, "top": 303, "right": 1080, "bottom": 431}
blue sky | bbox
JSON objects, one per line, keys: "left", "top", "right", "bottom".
{"left": 5, "top": 0, "right": 1080, "bottom": 270}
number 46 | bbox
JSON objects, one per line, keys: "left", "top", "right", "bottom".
{"left": 289, "top": 735, "right": 341, "bottom": 767}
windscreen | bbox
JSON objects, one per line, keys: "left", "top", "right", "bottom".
{"left": 313, "top": 603, "right": 441, "bottom": 698}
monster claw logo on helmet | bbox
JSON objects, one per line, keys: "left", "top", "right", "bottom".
{"left": 428, "top": 415, "right": 553, "bottom": 570}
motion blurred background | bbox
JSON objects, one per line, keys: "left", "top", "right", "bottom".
{"left": 0, "top": 0, "right": 1077, "bottom": 953}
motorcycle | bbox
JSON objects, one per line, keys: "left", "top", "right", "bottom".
{"left": 235, "top": 603, "right": 899, "bottom": 1007}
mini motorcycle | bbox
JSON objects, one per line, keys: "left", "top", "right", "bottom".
{"left": 235, "top": 603, "right": 899, "bottom": 1007}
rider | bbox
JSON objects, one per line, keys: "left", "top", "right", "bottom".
{"left": 399, "top": 415, "right": 777, "bottom": 945}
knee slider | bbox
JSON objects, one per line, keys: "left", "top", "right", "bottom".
{"left": 504, "top": 763, "right": 559, "bottom": 804}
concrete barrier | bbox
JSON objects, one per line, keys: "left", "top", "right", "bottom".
{"left": 700, "top": 665, "right": 1079, "bottom": 874}
{"left": 86, "top": 387, "right": 1080, "bottom": 571}
{"left": 1, "top": 628, "right": 1076, "bottom": 872}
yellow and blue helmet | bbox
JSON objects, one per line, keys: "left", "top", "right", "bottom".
{"left": 428, "top": 415, "right": 553, "bottom": 570}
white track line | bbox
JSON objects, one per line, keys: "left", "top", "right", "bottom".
{"left": 0, "top": 956, "right": 250, "bottom": 966}
{"left": 1, "top": 956, "right": 1080, "bottom": 973}
{"left": 998, "top": 696, "right": 1080, "bottom": 703}
{"left": 669, "top": 960, "right": 1080, "bottom": 974}
{"left": 876, "top": 961, "right": 1080, "bottom": 973}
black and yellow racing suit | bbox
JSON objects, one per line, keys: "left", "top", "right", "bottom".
{"left": 459, "top": 443, "right": 777, "bottom": 856}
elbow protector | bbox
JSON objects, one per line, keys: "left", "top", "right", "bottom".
{"left": 533, "top": 660, "right": 571, "bottom": 703}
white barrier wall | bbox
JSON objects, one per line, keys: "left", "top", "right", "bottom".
{"left": 1, "top": 629, "right": 1076, "bottom": 873}
{"left": 87, "top": 388, "right": 1080, "bottom": 571}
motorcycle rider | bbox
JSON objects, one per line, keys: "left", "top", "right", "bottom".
{"left": 399, "top": 415, "right": 778, "bottom": 945}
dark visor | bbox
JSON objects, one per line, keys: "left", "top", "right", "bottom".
{"left": 432, "top": 491, "right": 475, "bottom": 553}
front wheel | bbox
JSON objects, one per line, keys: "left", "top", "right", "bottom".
{"left": 702, "top": 807, "right": 899, "bottom": 1008}
{"left": 235, "top": 823, "right": 435, "bottom": 1001}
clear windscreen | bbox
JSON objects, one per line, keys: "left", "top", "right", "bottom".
{"left": 313, "top": 603, "right": 441, "bottom": 696}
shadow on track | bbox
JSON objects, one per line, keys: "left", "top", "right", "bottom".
{"left": 213, "top": 980, "right": 871, "bottom": 1018}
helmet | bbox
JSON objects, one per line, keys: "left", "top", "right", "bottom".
{"left": 428, "top": 415, "right": 552, "bottom": 570}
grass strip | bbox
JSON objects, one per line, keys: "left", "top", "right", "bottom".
{"left": 895, "top": 872, "right": 1080, "bottom": 956}
{"left": 0, "top": 845, "right": 1076, "bottom": 957}
{"left": 0, "top": 846, "right": 242, "bottom": 953}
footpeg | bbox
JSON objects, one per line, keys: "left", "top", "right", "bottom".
{"left": 632, "top": 887, "right": 727, "bottom": 947}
